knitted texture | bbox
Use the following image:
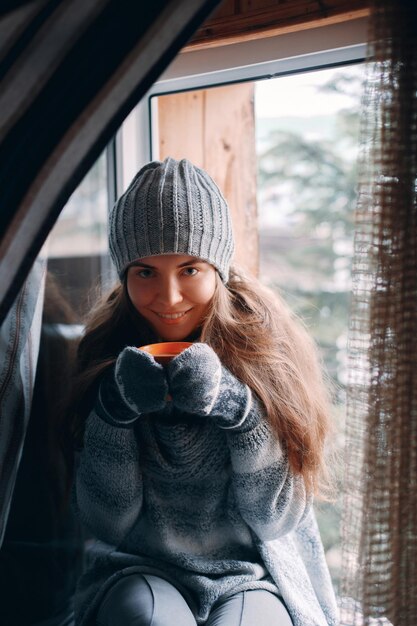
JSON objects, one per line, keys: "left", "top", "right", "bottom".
{"left": 97, "top": 347, "right": 168, "bottom": 427}
{"left": 75, "top": 349, "right": 339, "bottom": 626}
{"left": 167, "top": 343, "right": 255, "bottom": 431}
{"left": 108, "top": 157, "right": 235, "bottom": 282}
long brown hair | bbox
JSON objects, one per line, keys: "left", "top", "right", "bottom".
{"left": 71, "top": 266, "right": 334, "bottom": 495}
{"left": 203, "top": 268, "right": 334, "bottom": 496}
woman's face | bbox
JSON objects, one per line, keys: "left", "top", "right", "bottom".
{"left": 126, "top": 254, "right": 217, "bottom": 341}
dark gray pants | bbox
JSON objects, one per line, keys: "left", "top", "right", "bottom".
{"left": 97, "top": 574, "right": 293, "bottom": 626}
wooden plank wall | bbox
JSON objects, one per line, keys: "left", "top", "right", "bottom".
{"left": 157, "top": 83, "right": 259, "bottom": 276}
{"left": 187, "top": 0, "right": 369, "bottom": 49}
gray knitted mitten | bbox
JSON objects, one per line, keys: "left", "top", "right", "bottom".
{"left": 167, "top": 343, "right": 259, "bottom": 431}
{"left": 97, "top": 347, "right": 168, "bottom": 427}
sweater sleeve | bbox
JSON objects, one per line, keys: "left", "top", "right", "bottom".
{"left": 223, "top": 393, "right": 312, "bottom": 542}
{"left": 76, "top": 409, "right": 143, "bottom": 546}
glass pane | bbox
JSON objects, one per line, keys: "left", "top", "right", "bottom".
{"left": 45, "top": 149, "right": 112, "bottom": 321}
{"left": 256, "top": 63, "right": 365, "bottom": 590}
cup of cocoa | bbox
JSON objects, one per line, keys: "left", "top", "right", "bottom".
{"left": 139, "top": 341, "right": 192, "bottom": 366}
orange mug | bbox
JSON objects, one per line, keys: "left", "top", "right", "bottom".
{"left": 139, "top": 341, "right": 192, "bottom": 366}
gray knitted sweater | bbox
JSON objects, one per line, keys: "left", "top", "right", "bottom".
{"left": 75, "top": 344, "right": 338, "bottom": 626}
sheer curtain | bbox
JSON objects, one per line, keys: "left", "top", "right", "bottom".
{"left": 341, "top": 1, "right": 417, "bottom": 624}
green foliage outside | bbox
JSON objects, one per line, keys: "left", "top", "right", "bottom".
{"left": 256, "top": 66, "right": 364, "bottom": 590}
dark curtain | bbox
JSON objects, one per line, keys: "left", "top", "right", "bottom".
{"left": 341, "top": 1, "right": 417, "bottom": 624}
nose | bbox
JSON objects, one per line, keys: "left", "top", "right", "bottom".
{"left": 156, "top": 275, "right": 183, "bottom": 307}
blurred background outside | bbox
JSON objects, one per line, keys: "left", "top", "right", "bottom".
{"left": 256, "top": 64, "right": 364, "bottom": 589}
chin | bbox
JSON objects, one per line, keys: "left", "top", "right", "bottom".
{"left": 158, "top": 324, "right": 202, "bottom": 343}
{"left": 154, "top": 326, "right": 187, "bottom": 342}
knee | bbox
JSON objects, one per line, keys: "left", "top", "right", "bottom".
{"left": 97, "top": 574, "right": 154, "bottom": 626}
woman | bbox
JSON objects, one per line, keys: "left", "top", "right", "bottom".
{"left": 72, "top": 157, "right": 338, "bottom": 626}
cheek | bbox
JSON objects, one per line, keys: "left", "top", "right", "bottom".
{"left": 127, "top": 281, "right": 150, "bottom": 309}
{"left": 192, "top": 275, "right": 216, "bottom": 305}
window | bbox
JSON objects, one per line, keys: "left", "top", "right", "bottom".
{"left": 0, "top": 18, "right": 367, "bottom": 623}
{"left": 257, "top": 64, "right": 364, "bottom": 589}
{"left": 45, "top": 147, "right": 115, "bottom": 321}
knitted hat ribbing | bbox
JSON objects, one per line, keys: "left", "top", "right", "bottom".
{"left": 109, "top": 157, "right": 234, "bottom": 282}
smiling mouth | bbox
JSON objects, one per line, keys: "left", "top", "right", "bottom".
{"left": 154, "top": 310, "right": 190, "bottom": 320}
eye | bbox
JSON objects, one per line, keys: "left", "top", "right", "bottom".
{"left": 182, "top": 267, "right": 198, "bottom": 276}
{"left": 136, "top": 268, "right": 154, "bottom": 279}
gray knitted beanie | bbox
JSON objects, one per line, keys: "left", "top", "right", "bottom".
{"left": 109, "top": 157, "right": 235, "bottom": 283}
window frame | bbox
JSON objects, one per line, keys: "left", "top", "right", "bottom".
{"left": 116, "top": 15, "right": 368, "bottom": 180}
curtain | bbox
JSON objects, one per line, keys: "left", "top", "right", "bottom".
{"left": 0, "top": 258, "right": 46, "bottom": 546}
{"left": 341, "top": 1, "right": 417, "bottom": 624}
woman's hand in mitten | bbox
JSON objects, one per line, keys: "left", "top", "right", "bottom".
{"left": 97, "top": 347, "right": 168, "bottom": 426}
{"left": 167, "top": 343, "right": 258, "bottom": 431}
{"left": 167, "top": 343, "right": 222, "bottom": 416}
{"left": 114, "top": 347, "right": 169, "bottom": 412}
